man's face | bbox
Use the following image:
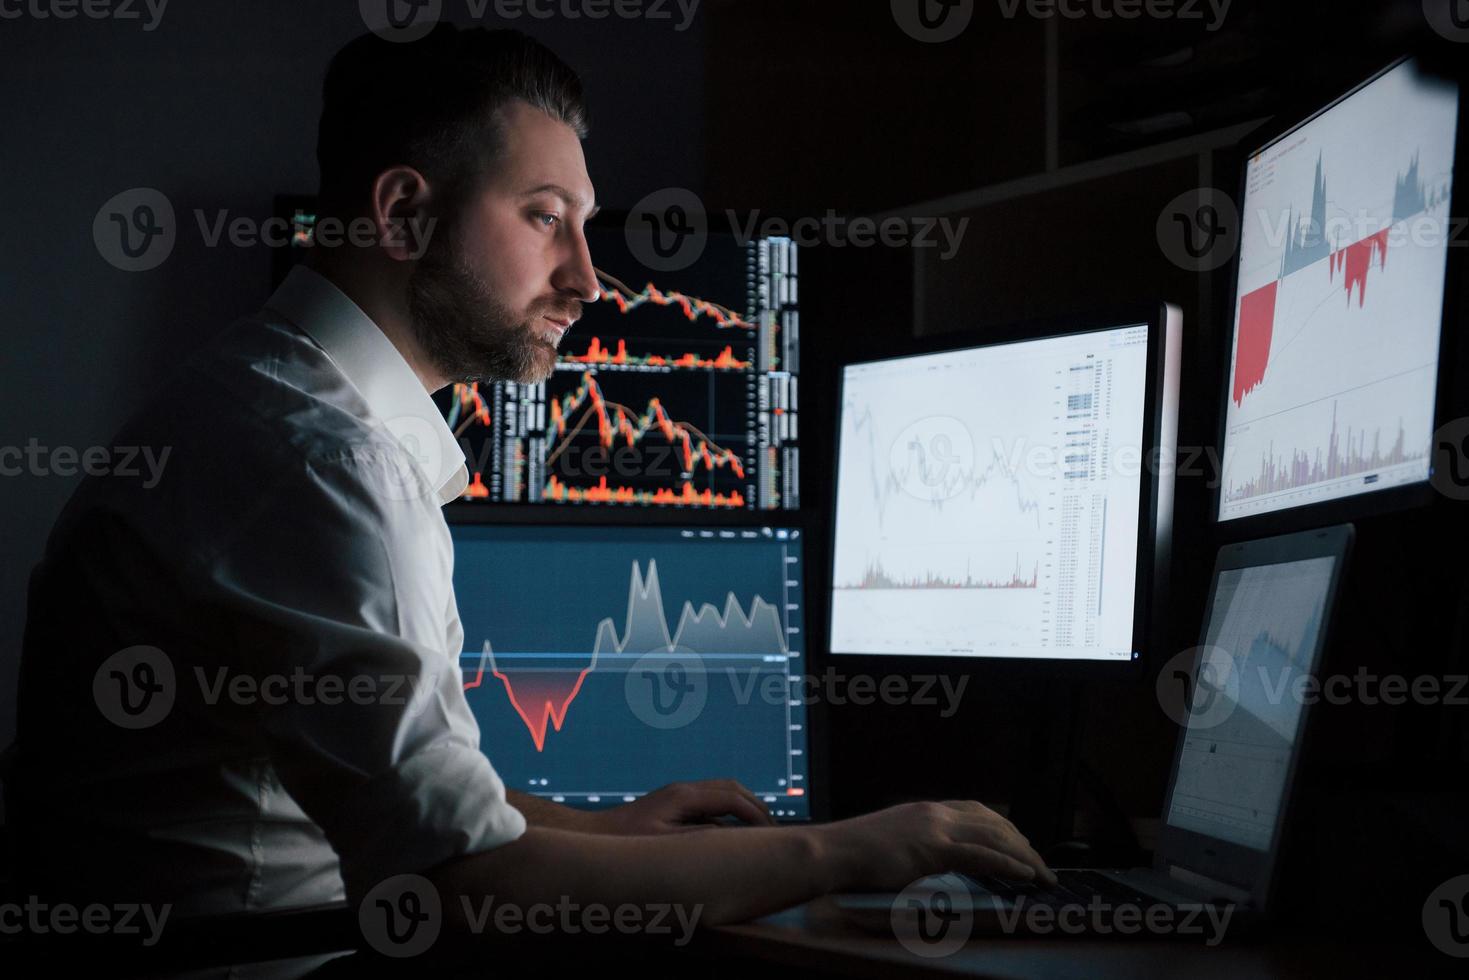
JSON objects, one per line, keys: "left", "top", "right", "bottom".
{"left": 407, "top": 100, "right": 599, "bottom": 386}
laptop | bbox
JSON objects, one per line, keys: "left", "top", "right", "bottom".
{"left": 830, "top": 523, "right": 1355, "bottom": 942}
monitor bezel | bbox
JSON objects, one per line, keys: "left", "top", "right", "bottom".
{"left": 1155, "top": 522, "right": 1355, "bottom": 910}
{"left": 1211, "top": 55, "right": 1467, "bottom": 539}
{"left": 824, "top": 301, "right": 1179, "bottom": 680}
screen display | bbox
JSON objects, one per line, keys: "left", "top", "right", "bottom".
{"left": 451, "top": 524, "right": 809, "bottom": 819}
{"left": 830, "top": 324, "right": 1151, "bottom": 661}
{"left": 1219, "top": 60, "right": 1459, "bottom": 521}
{"left": 440, "top": 225, "right": 799, "bottom": 510}
{"left": 1165, "top": 556, "right": 1336, "bottom": 850}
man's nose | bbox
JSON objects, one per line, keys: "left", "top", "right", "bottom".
{"left": 553, "top": 231, "right": 600, "bottom": 304}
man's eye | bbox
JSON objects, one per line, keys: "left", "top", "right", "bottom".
{"left": 534, "top": 212, "right": 560, "bottom": 229}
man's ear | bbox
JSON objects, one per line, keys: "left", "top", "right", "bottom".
{"left": 369, "top": 166, "right": 435, "bottom": 262}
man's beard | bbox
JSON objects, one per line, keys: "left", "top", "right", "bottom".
{"left": 405, "top": 234, "right": 570, "bottom": 386}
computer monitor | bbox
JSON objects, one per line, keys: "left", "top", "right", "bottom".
{"left": 441, "top": 215, "right": 800, "bottom": 511}
{"left": 450, "top": 522, "right": 810, "bottom": 820}
{"left": 1217, "top": 58, "right": 1460, "bottom": 526}
{"left": 1160, "top": 523, "right": 1353, "bottom": 906}
{"left": 270, "top": 199, "right": 801, "bottom": 512}
{"left": 828, "top": 305, "right": 1180, "bottom": 665}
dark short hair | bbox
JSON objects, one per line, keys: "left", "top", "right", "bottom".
{"left": 316, "top": 24, "right": 588, "bottom": 214}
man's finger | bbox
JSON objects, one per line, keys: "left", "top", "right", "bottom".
{"left": 680, "top": 786, "right": 775, "bottom": 827}
{"left": 694, "top": 780, "right": 778, "bottom": 825}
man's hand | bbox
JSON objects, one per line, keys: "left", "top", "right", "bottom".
{"left": 591, "top": 779, "right": 779, "bottom": 835}
{"left": 818, "top": 798, "right": 1057, "bottom": 891}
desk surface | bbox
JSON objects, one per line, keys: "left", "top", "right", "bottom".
{"left": 694, "top": 898, "right": 1455, "bottom": 979}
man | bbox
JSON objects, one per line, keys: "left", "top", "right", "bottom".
{"left": 6, "top": 24, "right": 1052, "bottom": 972}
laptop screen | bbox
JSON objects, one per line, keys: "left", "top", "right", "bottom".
{"left": 1164, "top": 554, "right": 1338, "bottom": 851}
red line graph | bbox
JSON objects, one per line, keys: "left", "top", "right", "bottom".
{"left": 448, "top": 382, "right": 492, "bottom": 437}
{"left": 562, "top": 335, "right": 751, "bottom": 371}
{"left": 547, "top": 371, "right": 746, "bottom": 480}
{"left": 462, "top": 642, "right": 597, "bottom": 754}
{"left": 1328, "top": 226, "right": 1391, "bottom": 308}
{"left": 544, "top": 473, "right": 746, "bottom": 508}
{"left": 1233, "top": 280, "right": 1278, "bottom": 406}
{"left": 595, "top": 268, "right": 754, "bottom": 330}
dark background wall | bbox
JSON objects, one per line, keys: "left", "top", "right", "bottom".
{"left": 4, "top": 0, "right": 1468, "bottom": 937}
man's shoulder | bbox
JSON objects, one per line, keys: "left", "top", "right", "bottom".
{"left": 167, "top": 311, "right": 385, "bottom": 462}
{"left": 48, "top": 310, "right": 439, "bottom": 559}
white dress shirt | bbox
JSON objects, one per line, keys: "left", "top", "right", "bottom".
{"left": 8, "top": 265, "right": 526, "bottom": 969}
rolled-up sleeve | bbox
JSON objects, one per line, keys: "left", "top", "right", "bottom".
{"left": 206, "top": 440, "right": 525, "bottom": 905}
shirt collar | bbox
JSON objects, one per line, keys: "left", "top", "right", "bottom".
{"left": 263, "top": 264, "right": 468, "bottom": 505}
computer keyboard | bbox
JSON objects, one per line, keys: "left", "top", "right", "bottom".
{"left": 962, "top": 869, "right": 1164, "bottom": 909}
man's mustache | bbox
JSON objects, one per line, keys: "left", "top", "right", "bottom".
{"left": 533, "top": 301, "right": 583, "bottom": 325}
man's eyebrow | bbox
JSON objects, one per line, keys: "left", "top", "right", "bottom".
{"left": 519, "top": 183, "right": 598, "bottom": 217}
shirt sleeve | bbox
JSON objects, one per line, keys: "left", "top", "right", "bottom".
{"left": 206, "top": 439, "right": 525, "bottom": 906}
